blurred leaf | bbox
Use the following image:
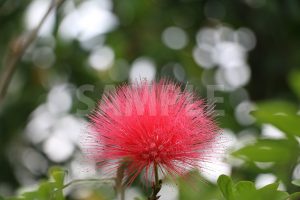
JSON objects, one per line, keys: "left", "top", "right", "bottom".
{"left": 218, "top": 175, "right": 289, "bottom": 200}
{"left": 179, "top": 171, "right": 221, "bottom": 200}
{"left": 6, "top": 167, "right": 66, "bottom": 200}
{"left": 48, "top": 167, "right": 65, "bottom": 200}
{"left": 289, "top": 192, "right": 300, "bottom": 200}
{"left": 258, "top": 183, "right": 289, "bottom": 200}
{"left": 252, "top": 101, "right": 300, "bottom": 137}
{"left": 234, "top": 181, "right": 260, "bottom": 200}
{"left": 49, "top": 167, "right": 65, "bottom": 188}
{"left": 22, "top": 191, "right": 39, "bottom": 199}
{"left": 217, "top": 175, "right": 235, "bottom": 200}
{"left": 232, "top": 139, "right": 297, "bottom": 163}
{"left": 254, "top": 101, "right": 298, "bottom": 115}
{"left": 288, "top": 69, "right": 300, "bottom": 99}
{"left": 292, "top": 179, "right": 300, "bottom": 186}
{"left": 134, "top": 197, "right": 146, "bottom": 200}
{"left": 38, "top": 181, "right": 55, "bottom": 199}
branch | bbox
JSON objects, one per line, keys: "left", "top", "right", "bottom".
{"left": 0, "top": 0, "right": 65, "bottom": 104}
{"left": 61, "top": 178, "right": 115, "bottom": 190}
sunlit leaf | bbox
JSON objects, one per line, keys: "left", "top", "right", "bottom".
{"left": 49, "top": 167, "right": 65, "bottom": 188}
{"left": 232, "top": 139, "right": 297, "bottom": 163}
{"left": 22, "top": 191, "right": 39, "bottom": 199}
{"left": 252, "top": 101, "right": 300, "bottom": 137}
{"left": 38, "top": 181, "right": 55, "bottom": 199}
{"left": 48, "top": 167, "right": 66, "bottom": 200}
{"left": 258, "top": 183, "right": 289, "bottom": 200}
{"left": 292, "top": 179, "right": 300, "bottom": 187}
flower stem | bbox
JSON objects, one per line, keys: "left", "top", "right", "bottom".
{"left": 149, "top": 163, "right": 162, "bottom": 200}
{"left": 116, "top": 163, "right": 126, "bottom": 200}
{"left": 61, "top": 178, "right": 114, "bottom": 190}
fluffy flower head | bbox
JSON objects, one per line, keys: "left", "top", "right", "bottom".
{"left": 85, "top": 80, "right": 220, "bottom": 183}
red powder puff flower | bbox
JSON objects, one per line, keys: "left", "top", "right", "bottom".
{"left": 84, "top": 80, "right": 220, "bottom": 184}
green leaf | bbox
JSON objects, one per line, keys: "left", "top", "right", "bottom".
{"left": 217, "top": 175, "right": 235, "bottom": 200}
{"left": 292, "top": 179, "right": 300, "bottom": 186}
{"left": 289, "top": 192, "right": 300, "bottom": 200}
{"left": 252, "top": 101, "right": 300, "bottom": 137}
{"left": 253, "top": 101, "right": 298, "bottom": 115}
{"left": 10, "top": 168, "right": 67, "bottom": 200}
{"left": 217, "top": 176, "right": 290, "bottom": 200}
{"left": 234, "top": 181, "right": 260, "bottom": 200}
{"left": 22, "top": 191, "right": 39, "bottom": 199}
{"left": 48, "top": 167, "right": 66, "bottom": 200}
{"left": 232, "top": 139, "right": 296, "bottom": 163}
{"left": 49, "top": 167, "right": 65, "bottom": 188}
{"left": 288, "top": 69, "right": 300, "bottom": 99}
{"left": 260, "top": 182, "right": 279, "bottom": 190}
{"left": 179, "top": 171, "right": 221, "bottom": 200}
{"left": 258, "top": 183, "right": 289, "bottom": 200}
{"left": 38, "top": 181, "right": 55, "bottom": 199}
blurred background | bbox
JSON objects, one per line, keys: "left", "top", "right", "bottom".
{"left": 1, "top": 0, "right": 300, "bottom": 199}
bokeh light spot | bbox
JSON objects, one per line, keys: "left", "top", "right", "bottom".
{"left": 129, "top": 57, "right": 156, "bottom": 82}
{"left": 162, "top": 26, "right": 188, "bottom": 50}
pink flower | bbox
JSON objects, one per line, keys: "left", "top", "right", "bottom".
{"left": 84, "top": 80, "right": 220, "bottom": 183}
